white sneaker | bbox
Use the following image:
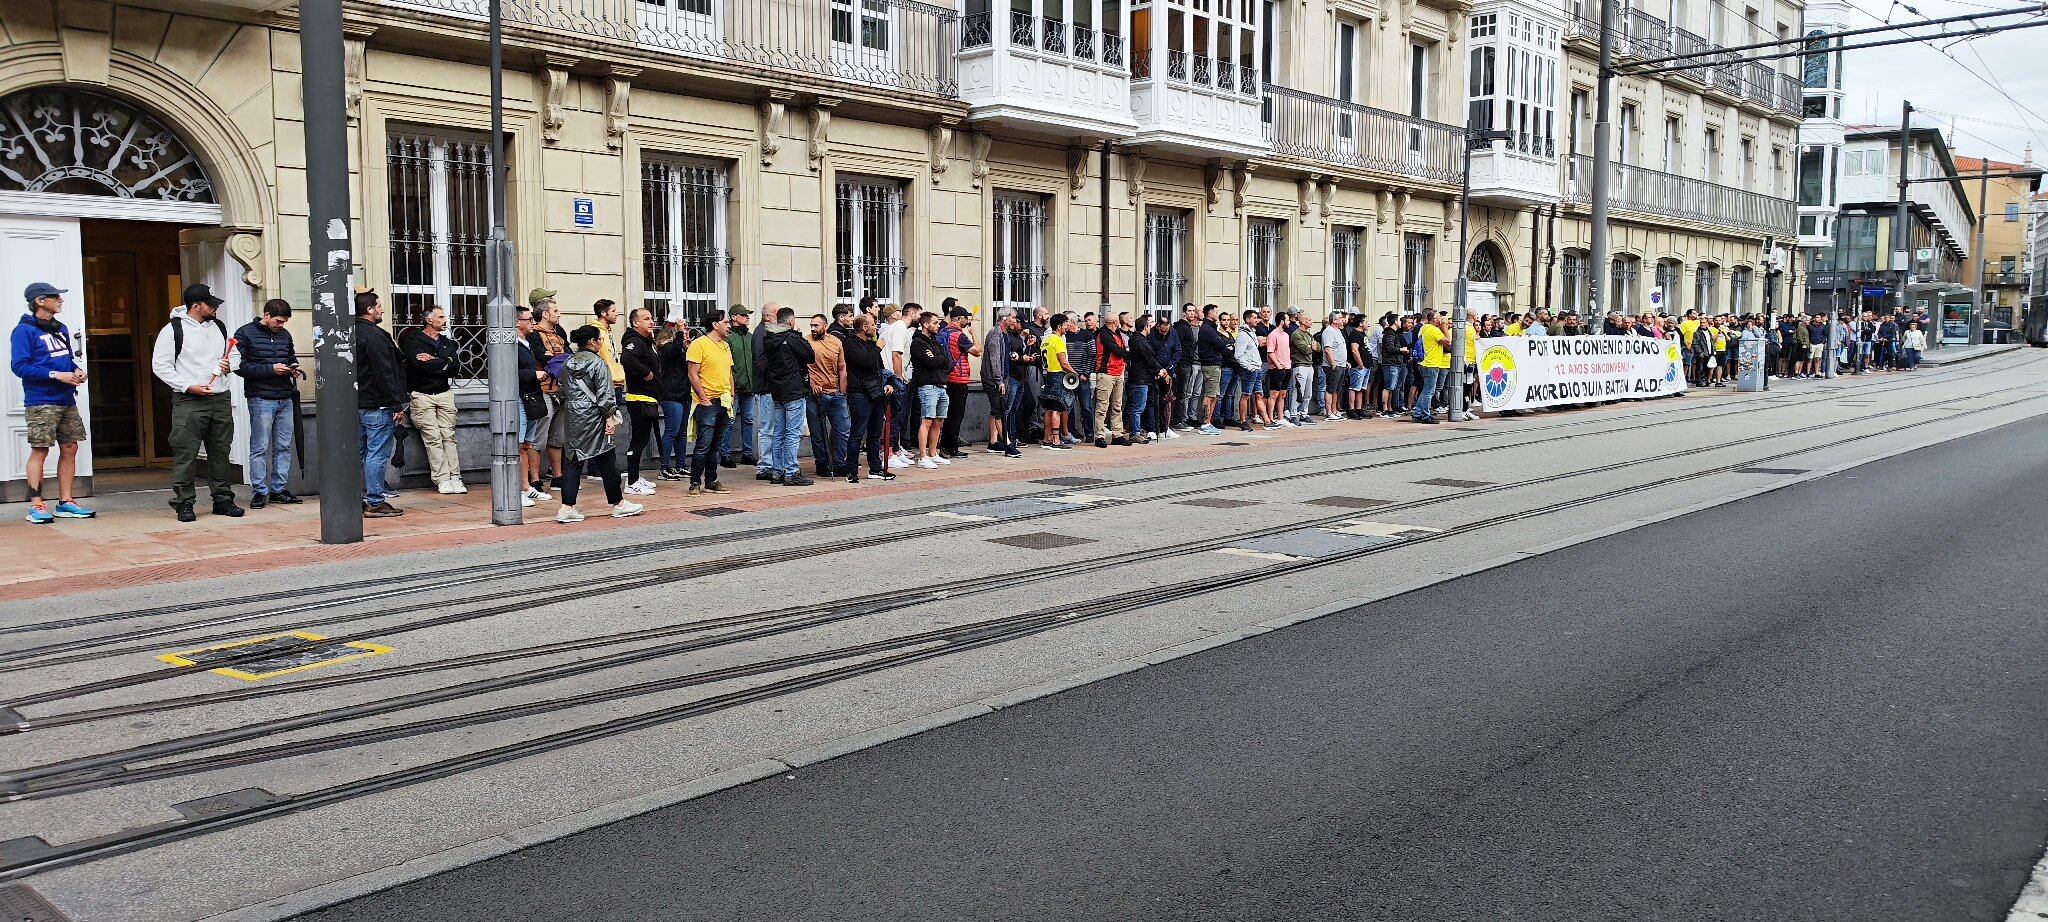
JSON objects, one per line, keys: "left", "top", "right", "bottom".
{"left": 1460, "top": 411, "right": 1478, "bottom": 421}
{"left": 888, "top": 456, "right": 911, "bottom": 470}
{"left": 918, "top": 458, "right": 939, "bottom": 469}
{"left": 453, "top": 480, "right": 470, "bottom": 494}
{"left": 611, "top": 500, "right": 644, "bottom": 518}
{"left": 934, "top": 456, "right": 952, "bottom": 465}
{"left": 632, "top": 478, "right": 657, "bottom": 491}
{"left": 624, "top": 481, "right": 656, "bottom": 496}
{"left": 523, "top": 487, "right": 550, "bottom": 502}
{"left": 1163, "top": 429, "right": 1181, "bottom": 440}
{"left": 437, "top": 480, "right": 462, "bottom": 495}
{"left": 555, "top": 506, "right": 585, "bottom": 524}
{"left": 521, "top": 493, "right": 535, "bottom": 508}
{"left": 1278, "top": 419, "right": 1298, "bottom": 428}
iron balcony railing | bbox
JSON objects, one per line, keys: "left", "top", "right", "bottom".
{"left": 962, "top": 10, "right": 1124, "bottom": 68}
{"left": 388, "top": 0, "right": 960, "bottom": 97}
{"left": 1774, "top": 72, "right": 1802, "bottom": 114}
{"left": 1624, "top": 9, "right": 1668, "bottom": 58}
{"left": 1262, "top": 84, "right": 1462, "bottom": 185}
{"left": 1567, "top": 154, "right": 1795, "bottom": 238}
{"left": 1670, "top": 28, "right": 1711, "bottom": 85}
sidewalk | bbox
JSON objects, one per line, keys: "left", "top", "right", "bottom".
{"left": 1917, "top": 342, "right": 2026, "bottom": 366}
{"left": 1, "top": 418, "right": 1396, "bottom": 602}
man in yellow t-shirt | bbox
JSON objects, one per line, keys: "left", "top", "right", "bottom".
{"left": 1039, "top": 315, "right": 1073, "bottom": 447}
{"left": 684, "top": 311, "right": 736, "bottom": 495}
{"left": 1412, "top": 313, "right": 1451, "bottom": 424}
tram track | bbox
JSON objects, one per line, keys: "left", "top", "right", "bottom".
{"left": 1, "top": 365, "right": 2025, "bottom": 704}
{"left": 3, "top": 350, "right": 2023, "bottom": 650}
{"left": 5, "top": 384, "right": 2041, "bottom": 809}
{"left": 4, "top": 375, "right": 2040, "bottom": 882}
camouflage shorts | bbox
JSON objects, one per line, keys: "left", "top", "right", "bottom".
{"left": 25, "top": 404, "right": 86, "bottom": 448}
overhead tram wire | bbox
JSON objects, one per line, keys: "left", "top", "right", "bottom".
{"left": 1841, "top": 0, "right": 2048, "bottom": 137}
{"left": 1606, "top": 2, "right": 2048, "bottom": 77}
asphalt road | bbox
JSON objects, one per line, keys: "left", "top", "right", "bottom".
{"left": 298, "top": 418, "right": 2048, "bottom": 922}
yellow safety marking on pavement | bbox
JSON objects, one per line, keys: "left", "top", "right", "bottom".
{"left": 157, "top": 631, "right": 394, "bottom": 682}
{"left": 1321, "top": 520, "right": 1443, "bottom": 538}
{"left": 1043, "top": 493, "right": 1127, "bottom": 505}
{"left": 928, "top": 511, "right": 997, "bottom": 522}
{"left": 1214, "top": 547, "right": 1310, "bottom": 562}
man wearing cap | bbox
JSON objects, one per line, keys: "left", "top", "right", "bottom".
{"left": 151, "top": 284, "right": 242, "bottom": 521}
{"left": 724, "top": 305, "right": 760, "bottom": 467}
{"left": 11, "top": 283, "right": 94, "bottom": 523}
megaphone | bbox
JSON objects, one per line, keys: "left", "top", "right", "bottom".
{"left": 1061, "top": 371, "right": 1082, "bottom": 391}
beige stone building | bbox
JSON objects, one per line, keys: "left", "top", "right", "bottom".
{"left": 0, "top": 0, "right": 1803, "bottom": 495}
{"left": 1955, "top": 154, "right": 2038, "bottom": 333}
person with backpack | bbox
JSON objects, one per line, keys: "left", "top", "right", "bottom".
{"left": 11, "top": 282, "right": 94, "bottom": 523}
{"left": 232, "top": 298, "right": 304, "bottom": 509}
{"left": 151, "top": 284, "right": 242, "bottom": 522}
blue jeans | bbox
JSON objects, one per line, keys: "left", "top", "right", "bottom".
{"left": 847, "top": 390, "right": 887, "bottom": 474}
{"left": 358, "top": 408, "right": 397, "bottom": 505}
{"left": 770, "top": 397, "right": 806, "bottom": 476}
{"left": 808, "top": 393, "right": 850, "bottom": 472}
{"left": 247, "top": 395, "right": 294, "bottom": 495}
{"left": 660, "top": 400, "right": 691, "bottom": 469}
{"left": 750, "top": 394, "right": 777, "bottom": 470}
{"left": 1071, "top": 377, "right": 1096, "bottom": 439}
{"left": 1412, "top": 367, "right": 1445, "bottom": 420}
{"left": 892, "top": 385, "right": 914, "bottom": 454}
{"left": 1382, "top": 365, "right": 1408, "bottom": 412}
{"left": 1905, "top": 347, "right": 1922, "bottom": 368}
{"left": 726, "top": 391, "right": 758, "bottom": 458}
{"left": 1127, "top": 382, "right": 1152, "bottom": 436}
{"left": 689, "top": 403, "right": 729, "bottom": 486}
{"left": 1217, "top": 366, "right": 1240, "bottom": 424}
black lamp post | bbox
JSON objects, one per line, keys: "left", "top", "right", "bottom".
{"left": 1449, "top": 128, "right": 1516, "bottom": 421}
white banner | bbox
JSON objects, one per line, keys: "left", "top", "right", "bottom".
{"left": 1475, "top": 335, "right": 1688, "bottom": 412}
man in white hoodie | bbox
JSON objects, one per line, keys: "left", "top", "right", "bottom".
{"left": 151, "top": 284, "right": 243, "bottom": 522}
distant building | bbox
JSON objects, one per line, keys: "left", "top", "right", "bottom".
{"left": 1805, "top": 123, "right": 1974, "bottom": 337}
{"left": 1953, "top": 153, "right": 2041, "bottom": 339}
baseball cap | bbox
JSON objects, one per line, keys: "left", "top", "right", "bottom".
{"left": 22, "top": 282, "right": 65, "bottom": 304}
{"left": 730, "top": 306, "right": 753, "bottom": 317}
{"left": 1285, "top": 307, "right": 1305, "bottom": 316}
{"left": 182, "top": 283, "right": 224, "bottom": 307}
{"left": 947, "top": 306, "right": 971, "bottom": 319}
{"left": 527, "top": 288, "right": 557, "bottom": 307}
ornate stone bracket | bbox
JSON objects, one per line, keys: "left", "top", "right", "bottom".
{"left": 1125, "top": 152, "right": 1147, "bottom": 204}
{"left": 541, "top": 55, "right": 577, "bottom": 145}
{"left": 1067, "top": 145, "right": 1091, "bottom": 200}
{"left": 1232, "top": 161, "right": 1253, "bottom": 212}
{"left": 929, "top": 117, "right": 957, "bottom": 186}
{"left": 228, "top": 233, "right": 264, "bottom": 290}
{"left": 1298, "top": 176, "right": 1315, "bottom": 218}
{"left": 758, "top": 90, "right": 792, "bottom": 167}
{"left": 1377, "top": 189, "right": 1394, "bottom": 226}
{"left": 807, "top": 97, "right": 839, "bottom": 172}
{"left": 343, "top": 25, "right": 376, "bottom": 121}
{"left": 969, "top": 130, "right": 992, "bottom": 189}
{"left": 1206, "top": 162, "right": 1227, "bottom": 210}
{"left": 1394, "top": 190, "right": 1411, "bottom": 230}
{"left": 604, "top": 66, "right": 637, "bottom": 151}
{"left": 1318, "top": 176, "right": 1336, "bottom": 221}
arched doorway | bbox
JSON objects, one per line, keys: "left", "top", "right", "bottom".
{"left": 1467, "top": 241, "right": 1507, "bottom": 317}
{"left": 0, "top": 85, "right": 227, "bottom": 494}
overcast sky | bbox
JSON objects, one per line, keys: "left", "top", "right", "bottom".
{"left": 1836, "top": 0, "right": 2048, "bottom": 164}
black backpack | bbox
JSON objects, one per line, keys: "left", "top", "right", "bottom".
{"left": 167, "top": 315, "right": 229, "bottom": 363}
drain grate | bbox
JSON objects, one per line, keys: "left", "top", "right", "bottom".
{"left": 172, "top": 787, "right": 284, "bottom": 821}
{"left": 1031, "top": 476, "right": 1112, "bottom": 487}
{"left": 694, "top": 506, "right": 745, "bottom": 517}
{"left": 1414, "top": 478, "right": 1493, "bottom": 488}
{"left": 158, "top": 632, "right": 390, "bottom": 682}
{"left": 1736, "top": 467, "right": 1810, "bottom": 475}
{"left": 0, "top": 883, "right": 74, "bottom": 922}
{"left": 985, "top": 532, "right": 1096, "bottom": 550}
{"left": 1305, "top": 496, "right": 1394, "bottom": 509}
{"left": 1175, "top": 497, "right": 1263, "bottom": 509}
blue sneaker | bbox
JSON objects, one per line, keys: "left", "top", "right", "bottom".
{"left": 24, "top": 504, "right": 53, "bottom": 524}
{"left": 52, "top": 500, "right": 95, "bottom": 519}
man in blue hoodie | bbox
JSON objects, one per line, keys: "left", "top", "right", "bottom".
{"left": 11, "top": 283, "right": 95, "bottom": 523}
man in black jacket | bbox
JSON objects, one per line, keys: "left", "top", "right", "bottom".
{"left": 355, "top": 290, "right": 407, "bottom": 517}
{"left": 1171, "top": 303, "right": 1203, "bottom": 428}
{"left": 399, "top": 306, "right": 463, "bottom": 494}
{"left": 233, "top": 298, "right": 303, "bottom": 508}
{"left": 754, "top": 303, "right": 816, "bottom": 486}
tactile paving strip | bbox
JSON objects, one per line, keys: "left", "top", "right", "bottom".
{"left": 1225, "top": 529, "right": 1401, "bottom": 559}
{"left": 1414, "top": 478, "right": 1494, "bottom": 488}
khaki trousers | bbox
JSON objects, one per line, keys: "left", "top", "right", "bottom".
{"left": 409, "top": 390, "right": 461, "bottom": 483}
{"left": 1092, "top": 373, "right": 1125, "bottom": 437}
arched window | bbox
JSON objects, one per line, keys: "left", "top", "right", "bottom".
{"left": 1468, "top": 241, "right": 1502, "bottom": 282}
{"left": 1801, "top": 29, "right": 1829, "bottom": 90}
{"left": 0, "top": 87, "right": 213, "bottom": 202}
{"left": 1610, "top": 255, "right": 1640, "bottom": 314}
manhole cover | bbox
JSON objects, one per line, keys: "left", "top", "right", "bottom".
{"left": 694, "top": 506, "right": 745, "bottom": 517}
{"left": 1305, "top": 496, "right": 1394, "bottom": 509}
{"left": 158, "top": 632, "right": 390, "bottom": 683}
{"left": 1735, "top": 467, "right": 1810, "bottom": 474}
{"left": 1414, "top": 478, "right": 1493, "bottom": 488}
{"left": 1175, "top": 497, "right": 1263, "bottom": 509}
{"left": 947, "top": 497, "right": 1074, "bottom": 520}
{"left": 0, "top": 883, "right": 73, "bottom": 922}
{"left": 985, "top": 532, "right": 1095, "bottom": 550}
{"left": 1223, "top": 529, "right": 1398, "bottom": 559}
{"left": 1031, "top": 476, "right": 1112, "bottom": 487}
{"left": 172, "top": 787, "right": 284, "bottom": 821}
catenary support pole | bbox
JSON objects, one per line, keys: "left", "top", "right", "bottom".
{"left": 1100, "top": 140, "right": 1112, "bottom": 314}
{"left": 1451, "top": 136, "right": 1474, "bottom": 423}
{"left": 300, "top": 0, "right": 363, "bottom": 545}
{"left": 1893, "top": 100, "right": 1915, "bottom": 346}
{"left": 1589, "top": 0, "right": 1617, "bottom": 324}
{"left": 1971, "top": 158, "right": 1990, "bottom": 346}
{"left": 1762, "top": 235, "right": 1777, "bottom": 391}
{"left": 486, "top": 0, "right": 521, "bottom": 525}
{"left": 1827, "top": 219, "right": 1845, "bottom": 379}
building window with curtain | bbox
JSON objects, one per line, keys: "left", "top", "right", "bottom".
{"left": 1245, "top": 218, "right": 1285, "bottom": 310}
{"left": 1561, "top": 249, "right": 1588, "bottom": 312}
{"left": 992, "top": 194, "right": 1048, "bottom": 312}
{"left": 388, "top": 129, "right": 495, "bottom": 384}
{"left": 835, "top": 176, "right": 906, "bottom": 306}
{"left": 1144, "top": 208, "right": 1189, "bottom": 323}
{"left": 1330, "top": 226, "right": 1362, "bottom": 313}
{"left": 1611, "top": 255, "right": 1640, "bottom": 314}
{"left": 1402, "top": 233, "right": 1433, "bottom": 315}
{"left": 641, "top": 158, "right": 731, "bottom": 333}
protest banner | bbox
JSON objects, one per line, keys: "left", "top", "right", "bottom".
{"left": 1475, "top": 335, "right": 1687, "bottom": 412}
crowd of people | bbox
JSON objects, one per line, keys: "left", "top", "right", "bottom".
{"left": 6, "top": 276, "right": 1941, "bottom": 526}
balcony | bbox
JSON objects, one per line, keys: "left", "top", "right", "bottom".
{"left": 1128, "top": 52, "right": 1266, "bottom": 154}
{"left": 1567, "top": 154, "right": 1795, "bottom": 238}
{"left": 1262, "top": 84, "right": 1461, "bottom": 187}
{"left": 1623, "top": 9, "right": 1668, "bottom": 59}
{"left": 1468, "top": 136, "right": 1560, "bottom": 205}
{"left": 956, "top": 8, "right": 1135, "bottom": 136}
{"left": 385, "top": 0, "right": 959, "bottom": 99}
{"left": 1669, "top": 28, "right": 1712, "bottom": 86}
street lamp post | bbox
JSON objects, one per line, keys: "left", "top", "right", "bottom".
{"left": 1451, "top": 128, "right": 1516, "bottom": 422}
{"left": 485, "top": 0, "right": 521, "bottom": 525}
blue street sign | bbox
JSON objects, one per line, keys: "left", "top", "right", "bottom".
{"left": 573, "top": 198, "right": 595, "bottom": 228}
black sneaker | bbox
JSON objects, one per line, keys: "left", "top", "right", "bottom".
{"left": 364, "top": 501, "right": 404, "bottom": 517}
{"left": 740, "top": 452, "right": 758, "bottom": 466}
{"left": 756, "top": 470, "right": 774, "bottom": 481}
{"left": 1095, "top": 437, "right": 1109, "bottom": 448}
{"left": 720, "top": 455, "right": 736, "bottom": 469}
{"left": 173, "top": 503, "right": 196, "bottom": 523}
{"left": 875, "top": 471, "right": 897, "bottom": 481}
{"left": 213, "top": 500, "right": 246, "bottom": 518}
{"left": 272, "top": 490, "right": 304, "bottom": 504}
{"left": 249, "top": 492, "right": 268, "bottom": 510}
{"left": 783, "top": 474, "right": 814, "bottom": 487}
